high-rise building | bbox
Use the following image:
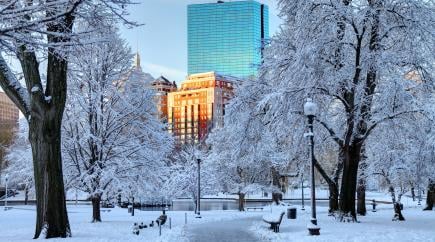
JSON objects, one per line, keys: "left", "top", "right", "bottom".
{"left": 188, "top": 0, "right": 269, "bottom": 78}
{"left": 167, "top": 72, "right": 240, "bottom": 145}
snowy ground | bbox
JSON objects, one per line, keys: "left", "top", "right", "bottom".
{"left": 0, "top": 195, "right": 433, "bottom": 242}
{"left": 0, "top": 205, "right": 259, "bottom": 242}
{"left": 251, "top": 204, "right": 435, "bottom": 242}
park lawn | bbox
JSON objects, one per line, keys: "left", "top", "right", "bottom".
{"left": 251, "top": 204, "right": 435, "bottom": 242}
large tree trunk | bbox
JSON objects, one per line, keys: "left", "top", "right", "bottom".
{"left": 339, "top": 145, "right": 361, "bottom": 221}
{"left": 238, "top": 193, "right": 245, "bottom": 211}
{"left": 424, "top": 180, "right": 435, "bottom": 211}
{"left": 30, "top": 117, "right": 70, "bottom": 238}
{"left": 91, "top": 195, "right": 102, "bottom": 222}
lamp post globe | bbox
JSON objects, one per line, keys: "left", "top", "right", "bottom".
{"left": 304, "top": 98, "right": 318, "bottom": 117}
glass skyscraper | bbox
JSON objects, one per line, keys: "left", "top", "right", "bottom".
{"left": 188, "top": 0, "right": 269, "bottom": 78}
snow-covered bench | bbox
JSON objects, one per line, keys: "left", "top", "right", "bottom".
{"left": 262, "top": 212, "right": 285, "bottom": 233}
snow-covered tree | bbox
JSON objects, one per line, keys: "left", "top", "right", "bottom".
{"left": 244, "top": 0, "right": 435, "bottom": 221}
{"left": 207, "top": 78, "right": 290, "bottom": 208}
{"left": 63, "top": 26, "right": 173, "bottom": 222}
{"left": 0, "top": 0, "right": 136, "bottom": 238}
{"left": 5, "top": 119, "right": 33, "bottom": 205}
{"left": 164, "top": 145, "right": 217, "bottom": 214}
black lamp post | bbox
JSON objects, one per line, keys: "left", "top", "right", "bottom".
{"left": 196, "top": 158, "right": 201, "bottom": 218}
{"left": 304, "top": 98, "right": 320, "bottom": 236}
{"left": 301, "top": 172, "right": 305, "bottom": 211}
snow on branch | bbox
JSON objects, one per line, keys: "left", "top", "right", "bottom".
{"left": 0, "top": 54, "right": 30, "bottom": 118}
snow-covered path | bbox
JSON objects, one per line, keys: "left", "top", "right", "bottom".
{"left": 186, "top": 216, "right": 262, "bottom": 242}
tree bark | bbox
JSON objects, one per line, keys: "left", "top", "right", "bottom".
{"left": 238, "top": 193, "right": 245, "bottom": 211}
{"left": 424, "top": 180, "right": 435, "bottom": 211}
{"left": 30, "top": 117, "right": 70, "bottom": 238}
{"left": 339, "top": 145, "right": 361, "bottom": 221}
{"left": 91, "top": 195, "right": 102, "bottom": 222}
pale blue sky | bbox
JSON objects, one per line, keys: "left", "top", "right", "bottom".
{"left": 120, "top": 0, "right": 282, "bottom": 82}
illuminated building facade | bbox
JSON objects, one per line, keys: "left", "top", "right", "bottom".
{"left": 152, "top": 76, "right": 177, "bottom": 121}
{"left": 188, "top": 0, "right": 269, "bottom": 78}
{"left": 167, "top": 72, "right": 238, "bottom": 145}
{"left": 0, "top": 92, "right": 19, "bottom": 170}
{"left": 0, "top": 92, "right": 19, "bottom": 124}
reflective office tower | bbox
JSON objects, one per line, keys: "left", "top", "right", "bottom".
{"left": 188, "top": 0, "right": 269, "bottom": 78}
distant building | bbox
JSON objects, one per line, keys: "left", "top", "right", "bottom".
{"left": 0, "top": 92, "right": 19, "bottom": 124}
{"left": 167, "top": 72, "right": 240, "bottom": 145}
{"left": 151, "top": 76, "right": 177, "bottom": 121}
{"left": 0, "top": 92, "right": 19, "bottom": 171}
{"left": 188, "top": 0, "right": 269, "bottom": 78}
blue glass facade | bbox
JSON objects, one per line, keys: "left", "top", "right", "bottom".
{"left": 188, "top": 1, "right": 269, "bottom": 78}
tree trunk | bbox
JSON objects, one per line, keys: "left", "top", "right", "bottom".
{"left": 24, "top": 186, "right": 29, "bottom": 205}
{"left": 339, "top": 145, "right": 361, "bottom": 222}
{"left": 30, "top": 117, "right": 70, "bottom": 238}
{"left": 411, "top": 187, "right": 415, "bottom": 201}
{"left": 238, "top": 193, "right": 245, "bottom": 211}
{"left": 313, "top": 158, "right": 339, "bottom": 214}
{"left": 393, "top": 202, "right": 405, "bottom": 221}
{"left": 357, "top": 181, "right": 366, "bottom": 216}
{"left": 329, "top": 183, "right": 339, "bottom": 214}
{"left": 271, "top": 167, "right": 282, "bottom": 205}
{"left": 272, "top": 192, "right": 282, "bottom": 205}
{"left": 424, "top": 181, "right": 435, "bottom": 211}
{"left": 91, "top": 195, "right": 102, "bottom": 222}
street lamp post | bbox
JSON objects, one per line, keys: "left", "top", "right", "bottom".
{"left": 4, "top": 174, "right": 8, "bottom": 210}
{"left": 301, "top": 172, "right": 305, "bottom": 211}
{"left": 304, "top": 98, "right": 320, "bottom": 236}
{"left": 196, "top": 158, "right": 201, "bottom": 218}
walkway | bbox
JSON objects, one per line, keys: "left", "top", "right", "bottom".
{"left": 186, "top": 216, "right": 261, "bottom": 242}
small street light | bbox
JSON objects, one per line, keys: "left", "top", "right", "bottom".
{"left": 4, "top": 174, "right": 9, "bottom": 210}
{"left": 304, "top": 98, "right": 320, "bottom": 236}
{"left": 196, "top": 158, "right": 201, "bottom": 218}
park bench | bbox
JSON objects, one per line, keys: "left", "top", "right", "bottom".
{"left": 263, "top": 212, "right": 285, "bottom": 233}
{"left": 246, "top": 207, "right": 264, "bottom": 211}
